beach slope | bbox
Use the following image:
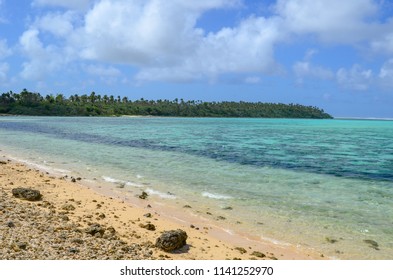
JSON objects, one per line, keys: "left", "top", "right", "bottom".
{"left": 0, "top": 158, "right": 319, "bottom": 260}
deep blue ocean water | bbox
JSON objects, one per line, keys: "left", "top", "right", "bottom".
{"left": 1, "top": 116, "right": 392, "bottom": 259}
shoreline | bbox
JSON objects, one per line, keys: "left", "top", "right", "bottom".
{"left": 0, "top": 153, "right": 323, "bottom": 260}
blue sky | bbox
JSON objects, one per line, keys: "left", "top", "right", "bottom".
{"left": 1, "top": 0, "right": 393, "bottom": 117}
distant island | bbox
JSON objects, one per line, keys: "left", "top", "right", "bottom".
{"left": 0, "top": 89, "right": 333, "bottom": 119}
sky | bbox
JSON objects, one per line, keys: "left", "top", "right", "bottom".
{"left": 1, "top": 0, "right": 393, "bottom": 117}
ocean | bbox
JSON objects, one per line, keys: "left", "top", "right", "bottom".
{"left": 0, "top": 116, "right": 392, "bottom": 259}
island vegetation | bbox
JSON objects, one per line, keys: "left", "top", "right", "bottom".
{"left": 0, "top": 89, "right": 333, "bottom": 118}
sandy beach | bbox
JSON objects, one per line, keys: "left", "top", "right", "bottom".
{"left": 0, "top": 154, "right": 322, "bottom": 260}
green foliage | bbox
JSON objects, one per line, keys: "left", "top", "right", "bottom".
{"left": 0, "top": 89, "right": 333, "bottom": 119}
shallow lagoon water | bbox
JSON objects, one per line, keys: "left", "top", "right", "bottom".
{"left": 0, "top": 116, "right": 392, "bottom": 259}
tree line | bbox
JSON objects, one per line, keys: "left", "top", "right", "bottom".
{"left": 0, "top": 89, "right": 333, "bottom": 118}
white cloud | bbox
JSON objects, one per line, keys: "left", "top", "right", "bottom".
{"left": 200, "top": 16, "right": 284, "bottom": 74}
{"left": 0, "top": 39, "right": 11, "bottom": 59}
{"left": 84, "top": 64, "right": 122, "bottom": 85}
{"left": 134, "top": 15, "right": 285, "bottom": 82}
{"left": 336, "top": 64, "right": 373, "bottom": 91}
{"left": 76, "top": 0, "right": 240, "bottom": 65}
{"left": 34, "top": 11, "right": 76, "bottom": 37}
{"left": 85, "top": 64, "right": 121, "bottom": 77}
{"left": 0, "top": 62, "right": 9, "bottom": 81}
{"left": 76, "top": 0, "right": 203, "bottom": 66}
{"left": 371, "top": 31, "right": 393, "bottom": 54}
{"left": 378, "top": 58, "right": 393, "bottom": 88}
{"left": 19, "top": 29, "right": 68, "bottom": 80}
{"left": 18, "top": 0, "right": 393, "bottom": 87}
{"left": 20, "top": 29, "right": 43, "bottom": 55}
{"left": 293, "top": 49, "right": 334, "bottom": 84}
{"left": 293, "top": 61, "right": 334, "bottom": 84}
{"left": 275, "top": 0, "right": 380, "bottom": 43}
{"left": 379, "top": 59, "right": 393, "bottom": 78}
{"left": 32, "top": 0, "right": 92, "bottom": 11}
{"left": 65, "top": 0, "right": 285, "bottom": 83}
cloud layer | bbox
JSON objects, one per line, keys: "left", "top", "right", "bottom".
{"left": 8, "top": 0, "right": 393, "bottom": 90}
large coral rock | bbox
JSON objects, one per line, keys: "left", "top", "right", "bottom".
{"left": 12, "top": 188, "right": 42, "bottom": 201}
{"left": 155, "top": 229, "right": 187, "bottom": 252}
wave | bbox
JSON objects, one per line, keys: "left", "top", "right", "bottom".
{"left": 260, "top": 236, "right": 292, "bottom": 247}
{"left": 202, "top": 191, "right": 232, "bottom": 200}
{"left": 102, "top": 176, "right": 143, "bottom": 188}
{"left": 9, "top": 156, "right": 70, "bottom": 174}
{"left": 102, "top": 176, "right": 120, "bottom": 183}
{"left": 145, "top": 188, "right": 176, "bottom": 199}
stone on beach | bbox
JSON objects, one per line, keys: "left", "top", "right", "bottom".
{"left": 139, "top": 223, "right": 156, "bottom": 231}
{"left": 364, "top": 239, "right": 379, "bottom": 250}
{"left": 61, "top": 204, "right": 76, "bottom": 211}
{"left": 251, "top": 251, "right": 266, "bottom": 258}
{"left": 12, "top": 188, "right": 42, "bottom": 201}
{"left": 234, "top": 247, "right": 247, "bottom": 254}
{"left": 155, "top": 229, "right": 188, "bottom": 252}
{"left": 7, "top": 221, "right": 15, "bottom": 228}
{"left": 139, "top": 191, "right": 148, "bottom": 200}
{"left": 85, "top": 223, "right": 105, "bottom": 236}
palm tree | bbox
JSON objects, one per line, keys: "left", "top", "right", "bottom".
{"left": 89, "top": 91, "right": 96, "bottom": 103}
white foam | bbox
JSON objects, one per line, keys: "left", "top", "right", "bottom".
{"left": 261, "top": 236, "right": 291, "bottom": 246}
{"left": 102, "top": 176, "right": 121, "bottom": 183}
{"left": 222, "top": 228, "right": 235, "bottom": 235}
{"left": 202, "top": 192, "right": 232, "bottom": 200}
{"left": 145, "top": 188, "right": 176, "bottom": 199}
{"left": 125, "top": 182, "right": 143, "bottom": 188}
{"left": 136, "top": 174, "right": 144, "bottom": 179}
{"left": 102, "top": 176, "right": 143, "bottom": 188}
{"left": 10, "top": 157, "right": 70, "bottom": 174}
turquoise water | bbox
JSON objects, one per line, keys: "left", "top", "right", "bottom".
{"left": 0, "top": 116, "right": 392, "bottom": 259}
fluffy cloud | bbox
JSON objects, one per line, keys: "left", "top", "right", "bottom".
{"left": 335, "top": 59, "right": 393, "bottom": 90}
{"left": 293, "top": 61, "right": 334, "bottom": 84}
{"left": 34, "top": 11, "right": 76, "bottom": 37}
{"left": 19, "top": 29, "right": 68, "bottom": 80}
{"left": 371, "top": 32, "right": 393, "bottom": 54}
{"left": 275, "top": 0, "right": 379, "bottom": 43}
{"left": 293, "top": 49, "right": 334, "bottom": 84}
{"left": 378, "top": 59, "right": 393, "bottom": 88}
{"left": 0, "top": 39, "right": 11, "bottom": 59}
{"left": 0, "top": 62, "right": 9, "bottom": 81}
{"left": 62, "top": 0, "right": 284, "bottom": 82}
{"left": 336, "top": 65, "right": 373, "bottom": 91}
{"left": 134, "top": 15, "right": 284, "bottom": 82}
{"left": 76, "top": 0, "right": 204, "bottom": 66}
{"left": 76, "top": 0, "right": 241, "bottom": 65}
{"left": 0, "top": 38, "right": 11, "bottom": 83}
{"left": 379, "top": 59, "right": 393, "bottom": 78}
{"left": 20, "top": 0, "right": 230, "bottom": 82}
{"left": 83, "top": 64, "right": 122, "bottom": 85}
{"left": 16, "top": 0, "right": 393, "bottom": 87}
